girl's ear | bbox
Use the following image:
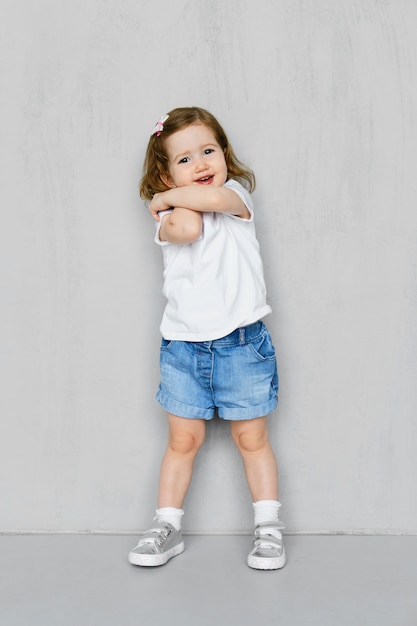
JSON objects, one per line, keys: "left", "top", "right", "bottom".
{"left": 160, "top": 172, "right": 175, "bottom": 188}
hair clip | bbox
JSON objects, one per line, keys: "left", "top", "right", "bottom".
{"left": 151, "top": 114, "right": 169, "bottom": 137}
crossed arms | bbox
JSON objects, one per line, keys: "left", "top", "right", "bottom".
{"left": 150, "top": 186, "right": 250, "bottom": 245}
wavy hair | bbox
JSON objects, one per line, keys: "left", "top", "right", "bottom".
{"left": 139, "top": 107, "right": 256, "bottom": 200}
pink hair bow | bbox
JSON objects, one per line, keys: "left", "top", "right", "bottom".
{"left": 151, "top": 114, "right": 169, "bottom": 137}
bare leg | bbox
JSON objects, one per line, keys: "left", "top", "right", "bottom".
{"left": 230, "top": 416, "right": 279, "bottom": 501}
{"left": 158, "top": 413, "right": 206, "bottom": 508}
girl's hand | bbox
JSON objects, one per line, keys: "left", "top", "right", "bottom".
{"left": 149, "top": 192, "right": 171, "bottom": 221}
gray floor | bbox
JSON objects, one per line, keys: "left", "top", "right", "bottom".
{"left": 1, "top": 535, "right": 416, "bottom": 626}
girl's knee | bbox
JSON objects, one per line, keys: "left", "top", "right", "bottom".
{"left": 169, "top": 431, "right": 202, "bottom": 455}
{"left": 168, "top": 417, "right": 205, "bottom": 455}
{"left": 231, "top": 420, "right": 268, "bottom": 454}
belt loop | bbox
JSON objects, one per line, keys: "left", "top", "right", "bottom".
{"left": 239, "top": 327, "right": 245, "bottom": 345}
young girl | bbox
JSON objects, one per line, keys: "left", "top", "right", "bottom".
{"left": 128, "top": 107, "right": 286, "bottom": 570}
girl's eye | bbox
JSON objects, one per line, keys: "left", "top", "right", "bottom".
{"left": 204, "top": 148, "right": 214, "bottom": 155}
{"left": 178, "top": 157, "right": 189, "bottom": 164}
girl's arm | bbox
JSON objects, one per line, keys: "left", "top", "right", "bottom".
{"left": 150, "top": 185, "right": 250, "bottom": 222}
{"left": 159, "top": 207, "right": 202, "bottom": 244}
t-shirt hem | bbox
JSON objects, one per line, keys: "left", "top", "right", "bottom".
{"left": 160, "top": 307, "right": 272, "bottom": 342}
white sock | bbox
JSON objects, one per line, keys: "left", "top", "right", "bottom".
{"left": 253, "top": 500, "right": 283, "bottom": 528}
{"left": 155, "top": 507, "right": 184, "bottom": 531}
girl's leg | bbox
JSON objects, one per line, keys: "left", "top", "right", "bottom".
{"left": 158, "top": 412, "right": 206, "bottom": 508}
{"left": 231, "top": 416, "right": 286, "bottom": 570}
{"left": 128, "top": 413, "right": 205, "bottom": 567}
{"left": 230, "top": 416, "right": 278, "bottom": 501}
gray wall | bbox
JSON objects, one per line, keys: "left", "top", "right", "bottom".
{"left": 1, "top": 0, "right": 416, "bottom": 534}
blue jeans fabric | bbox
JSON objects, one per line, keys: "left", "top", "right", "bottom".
{"left": 156, "top": 321, "right": 278, "bottom": 420}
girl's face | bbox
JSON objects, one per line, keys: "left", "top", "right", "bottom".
{"left": 162, "top": 123, "right": 228, "bottom": 189}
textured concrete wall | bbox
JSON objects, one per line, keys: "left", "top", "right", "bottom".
{"left": 1, "top": 0, "right": 416, "bottom": 533}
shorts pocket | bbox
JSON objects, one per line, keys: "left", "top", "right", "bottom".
{"left": 248, "top": 330, "right": 276, "bottom": 362}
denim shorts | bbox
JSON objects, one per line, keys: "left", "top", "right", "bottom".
{"left": 156, "top": 321, "right": 278, "bottom": 420}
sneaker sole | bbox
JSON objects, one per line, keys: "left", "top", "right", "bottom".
{"left": 128, "top": 541, "right": 185, "bottom": 567}
{"left": 247, "top": 548, "right": 286, "bottom": 570}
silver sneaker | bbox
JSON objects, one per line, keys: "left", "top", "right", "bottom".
{"left": 128, "top": 522, "right": 185, "bottom": 567}
{"left": 247, "top": 523, "right": 286, "bottom": 570}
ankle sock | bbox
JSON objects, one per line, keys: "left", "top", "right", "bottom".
{"left": 155, "top": 507, "right": 184, "bottom": 531}
{"left": 253, "top": 500, "right": 283, "bottom": 527}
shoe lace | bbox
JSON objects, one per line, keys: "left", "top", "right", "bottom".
{"left": 135, "top": 527, "right": 169, "bottom": 548}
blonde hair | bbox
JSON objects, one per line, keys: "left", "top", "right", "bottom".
{"left": 139, "top": 107, "right": 256, "bottom": 200}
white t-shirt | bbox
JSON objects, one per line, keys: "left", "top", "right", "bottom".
{"left": 154, "top": 179, "right": 272, "bottom": 341}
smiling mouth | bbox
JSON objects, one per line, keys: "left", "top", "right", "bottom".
{"left": 196, "top": 175, "right": 214, "bottom": 184}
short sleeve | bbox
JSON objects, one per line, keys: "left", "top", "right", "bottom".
{"left": 223, "top": 179, "right": 254, "bottom": 222}
{"left": 154, "top": 209, "right": 173, "bottom": 246}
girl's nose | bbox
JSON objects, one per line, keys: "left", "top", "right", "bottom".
{"left": 195, "top": 156, "right": 207, "bottom": 172}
